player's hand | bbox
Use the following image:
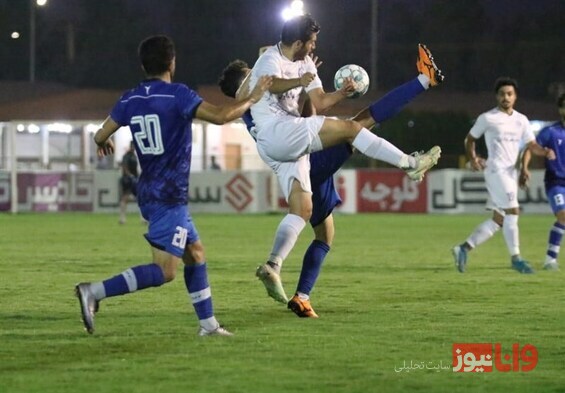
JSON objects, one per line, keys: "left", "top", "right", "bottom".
{"left": 96, "top": 139, "right": 115, "bottom": 157}
{"left": 299, "top": 72, "right": 316, "bottom": 87}
{"left": 468, "top": 156, "right": 486, "bottom": 172}
{"left": 545, "top": 148, "right": 556, "bottom": 160}
{"left": 338, "top": 77, "right": 357, "bottom": 97}
{"left": 249, "top": 75, "right": 273, "bottom": 102}
{"left": 519, "top": 169, "right": 530, "bottom": 189}
{"left": 310, "top": 54, "right": 323, "bottom": 69}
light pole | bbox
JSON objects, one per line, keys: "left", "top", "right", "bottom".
{"left": 29, "top": 0, "right": 47, "bottom": 83}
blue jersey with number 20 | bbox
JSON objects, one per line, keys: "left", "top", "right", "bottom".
{"left": 110, "top": 79, "right": 203, "bottom": 206}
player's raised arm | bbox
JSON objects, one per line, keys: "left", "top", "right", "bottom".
{"left": 196, "top": 75, "right": 272, "bottom": 124}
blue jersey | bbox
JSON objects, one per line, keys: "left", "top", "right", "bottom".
{"left": 110, "top": 79, "right": 203, "bottom": 206}
{"left": 536, "top": 121, "right": 565, "bottom": 187}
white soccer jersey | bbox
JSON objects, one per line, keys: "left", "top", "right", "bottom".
{"left": 249, "top": 44, "right": 322, "bottom": 128}
{"left": 469, "top": 107, "right": 535, "bottom": 170}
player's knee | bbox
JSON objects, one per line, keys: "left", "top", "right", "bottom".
{"left": 160, "top": 260, "right": 179, "bottom": 282}
{"left": 343, "top": 119, "right": 363, "bottom": 142}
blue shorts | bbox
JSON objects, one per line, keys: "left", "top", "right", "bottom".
{"left": 546, "top": 185, "right": 565, "bottom": 214}
{"left": 140, "top": 204, "right": 200, "bottom": 257}
{"left": 309, "top": 143, "right": 352, "bottom": 227}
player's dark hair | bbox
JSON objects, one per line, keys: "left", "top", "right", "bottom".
{"left": 138, "top": 35, "right": 175, "bottom": 76}
{"left": 218, "top": 59, "right": 249, "bottom": 98}
{"left": 494, "top": 77, "right": 518, "bottom": 94}
{"left": 557, "top": 93, "right": 565, "bottom": 108}
{"left": 281, "top": 14, "right": 320, "bottom": 45}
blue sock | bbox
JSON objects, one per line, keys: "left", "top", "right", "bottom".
{"left": 547, "top": 221, "right": 565, "bottom": 259}
{"left": 369, "top": 77, "right": 425, "bottom": 124}
{"left": 296, "top": 240, "right": 330, "bottom": 296}
{"left": 184, "top": 263, "right": 215, "bottom": 323}
{"left": 103, "top": 263, "right": 165, "bottom": 298}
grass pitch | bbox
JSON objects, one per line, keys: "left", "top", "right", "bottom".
{"left": 0, "top": 212, "right": 564, "bottom": 392}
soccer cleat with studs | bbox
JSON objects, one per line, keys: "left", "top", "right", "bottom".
{"left": 405, "top": 146, "right": 442, "bottom": 182}
{"left": 451, "top": 245, "right": 468, "bottom": 273}
{"left": 255, "top": 263, "right": 288, "bottom": 304}
{"left": 511, "top": 259, "right": 535, "bottom": 274}
{"left": 197, "top": 325, "right": 234, "bottom": 337}
{"left": 288, "top": 294, "right": 319, "bottom": 318}
{"left": 417, "top": 43, "right": 444, "bottom": 86}
{"left": 75, "top": 282, "right": 99, "bottom": 334}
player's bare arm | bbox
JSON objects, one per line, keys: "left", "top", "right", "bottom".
{"left": 519, "top": 148, "right": 532, "bottom": 189}
{"left": 197, "top": 75, "right": 272, "bottom": 124}
{"left": 94, "top": 116, "right": 120, "bottom": 157}
{"left": 464, "top": 133, "right": 486, "bottom": 171}
{"left": 526, "top": 140, "right": 555, "bottom": 160}
{"left": 267, "top": 72, "right": 316, "bottom": 95}
{"left": 307, "top": 77, "right": 356, "bottom": 114}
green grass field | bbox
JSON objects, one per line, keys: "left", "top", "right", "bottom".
{"left": 0, "top": 212, "right": 564, "bottom": 393}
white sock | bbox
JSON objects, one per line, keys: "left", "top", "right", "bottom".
{"left": 502, "top": 214, "right": 520, "bottom": 256}
{"left": 199, "top": 316, "right": 220, "bottom": 331}
{"left": 466, "top": 219, "right": 500, "bottom": 248}
{"left": 352, "top": 128, "right": 414, "bottom": 168}
{"left": 418, "top": 74, "right": 431, "bottom": 90}
{"left": 90, "top": 282, "right": 106, "bottom": 301}
{"left": 269, "top": 214, "right": 306, "bottom": 267}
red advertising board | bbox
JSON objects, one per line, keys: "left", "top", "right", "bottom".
{"left": 356, "top": 170, "right": 427, "bottom": 213}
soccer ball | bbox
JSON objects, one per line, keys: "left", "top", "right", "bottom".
{"left": 334, "top": 64, "right": 370, "bottom": 98}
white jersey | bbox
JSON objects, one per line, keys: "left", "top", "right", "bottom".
{"left": 469, "top": 107, "right": 534, "bottom": 170}
{"left": 249, "top": 43, "right": 322, "bottom": 128}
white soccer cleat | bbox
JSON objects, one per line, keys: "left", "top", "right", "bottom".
{"left": 197, "top": 325, "right": 234, "bottom": 337}
{"left": 406, "top": 146, "right": 442, "bottom": 182}
{"left": 255, "top": 263, "right": 288, "bottom": 304}
{"left": 543, "top": 260, "right": 559, "bottom": 271}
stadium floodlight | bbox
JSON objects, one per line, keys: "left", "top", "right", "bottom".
{"left": 28, "top": 124, "right": 40, "bottom": 133}
{"left": 11, "top": 32, "right": 20, "bottom": 39}
{"left": 281, "top": 0, "right": 304, "bottom": 21}
{"left": 16, "top": 124, "right": 25, "bottom": 132}
{"left": 85, "top": 123, "right": 100, "bottom": 133}
{"left": 46, "top": 122, "right": 73, "bottom": 133}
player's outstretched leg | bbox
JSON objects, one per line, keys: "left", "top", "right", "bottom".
{"left": 75, "top": 283, "right": 99, "bottom": 334}
{"left": 256, "top": 263, "right": 289, "bottom": 304}
{"left": 417, "top": 44, "right": 444, "bottom": 86}
{"left": 405, "top": 146, "right": 442, "bottom": 182}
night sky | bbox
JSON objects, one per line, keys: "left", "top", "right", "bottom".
{"left": 0, "top": 0, "right": 563, "bottom": 99}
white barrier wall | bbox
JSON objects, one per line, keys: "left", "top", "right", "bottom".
{"left": 427, "top": 169, "right": 550, "bottom": 214}
{"left": 0, "top": 169, "right": 551, "bottom": 214}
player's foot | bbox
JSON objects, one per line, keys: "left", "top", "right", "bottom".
{"left": 405, "top": 146, "right": 441, "bottom": 182}
{"left": 197, "top": 325, "right": 234, "bottom": 337}
{"left": 451, "top": 245, "right": 468, "bottom": 273}
{"left": 417, "top": 43, "right": 444, "bottom": 86}
{"left": 288, "top": 294, "right": 319, "bottom": 318}
{"left": 511, "top": 259, "right": 535, "bottom": 274}
{"left": 255, "top": 263, "right": 288, "bottom": 304}
{"left": 75, "top": 282, "right": 99, "bottom": 334}
{"left": 543, "top": 260, "right": 559, "bottom": 271}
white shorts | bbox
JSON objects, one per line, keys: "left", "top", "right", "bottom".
{"left": 255, "top": 115, "right": 325, "bottom": 200}
{"left": 484, "top": 167, "right": 519, "bottom": 210}
{"left": 256, "top": 115, "right": 325, "bottom": 162}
